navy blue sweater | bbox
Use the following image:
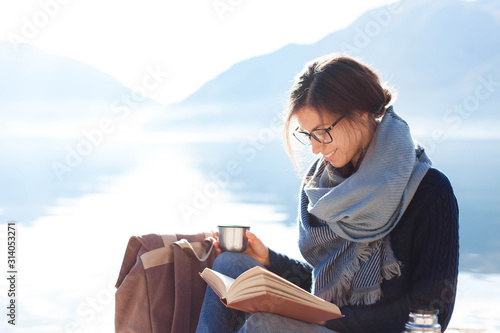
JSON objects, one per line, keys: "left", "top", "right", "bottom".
{"left": 268, "top": 168, "right": 459, "bottom": 333}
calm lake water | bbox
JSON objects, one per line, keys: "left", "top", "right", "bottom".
{"left": 0, "top": 134, "right": 498, "bottom": 332}
{"left": 179, "top": 137, "right": 500, "bottom": 273}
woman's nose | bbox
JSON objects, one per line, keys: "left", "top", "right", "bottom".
{"left": 311, "top": 140, "right": 322, "bottom": 155}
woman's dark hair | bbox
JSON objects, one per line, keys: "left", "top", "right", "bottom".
{"left": 283, "top": 53, "right": 395, "bottom": 175}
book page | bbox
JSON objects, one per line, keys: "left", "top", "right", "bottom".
{"left": 228, "top": 267, "right": 340, "bottom": 311}
{"left": 228, "top": 274, "right": 266, "bottom": 300}
{"left": 201, "top": 266, "right": 342, "bottom": 324}
{"left": 200, "top": 268, "right": 236, "bottom": 299}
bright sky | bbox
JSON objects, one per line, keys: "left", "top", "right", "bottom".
{"left": 1, "top": 0, "right": 398, "bottom": 105}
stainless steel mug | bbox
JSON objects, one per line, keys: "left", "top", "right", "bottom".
{"left": 218, "top": 225, "right": 250, "bottom": 252}
{"left": 402, "top": 306, "right": 441, "bottom": 333}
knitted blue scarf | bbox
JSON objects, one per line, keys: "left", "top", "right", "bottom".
{"left": 298, "top": 106, "right": 431, "bottom": 306}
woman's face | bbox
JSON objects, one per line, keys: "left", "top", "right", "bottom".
{"left": 295, "top": 108, "right": 374, "bottom": 168}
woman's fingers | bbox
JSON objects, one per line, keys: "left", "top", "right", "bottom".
{"left": 247, "top": 231, "right": 266, "bottom": 253}
{"left": 212, "top": 231, "right": 222, "bottom": 257}
{"left": 213, "top": 241, "right": 222, "bottom": 256}
{"left": 213, "top": 230, "right": 270, "bottom": 267}
{"left": 244, "top": 230, "right": 270, "bottom": 267}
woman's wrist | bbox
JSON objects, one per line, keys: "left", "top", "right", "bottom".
{"left": 263, "top": 248, "right": 271, "bottom": 268}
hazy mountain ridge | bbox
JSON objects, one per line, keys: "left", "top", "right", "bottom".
{"left": 2, "top": 0, "right": 499, "bottom": 130}
{"left": 0, "top": 43, "right": 164, "bottom": 221}
{"left": 155, "top": 0, "right": 500, "bottom": 132}
{"left": 0, "top": 42, "right": 164, "bottom": 123}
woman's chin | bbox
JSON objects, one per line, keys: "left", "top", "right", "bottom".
{"left": 327, "top": 160, "right": 347, "bottom": 168}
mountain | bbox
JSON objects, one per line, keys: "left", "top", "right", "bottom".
{"left": 0, "top": 42, "right": 164, "bottom": 222}
{"left": 0, "top": 42, "right": 164, "bottom": 121}
{"left": 1, "top": 43, "right": 123, "bottom": 103}
{"left": 151, "top": 0, "right": 500, "bottom": 136}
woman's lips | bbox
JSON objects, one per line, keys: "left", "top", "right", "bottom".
{"left": 323, "top": 149, "right": 336, "bottom": 162}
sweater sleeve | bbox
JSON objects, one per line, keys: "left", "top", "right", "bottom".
{"left": 408, "top": 175, "right": 459, "bottom": 331}
{"left": 267, "top": 248, "right": 313, "bottom": 292}
{"left": 325, "top": 173, "right": 459, "bottom": 333}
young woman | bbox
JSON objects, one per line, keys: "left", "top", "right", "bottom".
{"left": 196, "top": 54, "right": 459, "bottom": 333}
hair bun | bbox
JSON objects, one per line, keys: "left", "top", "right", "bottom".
{"left": 383, "top": 88, "right": 392, "bottom": 106}
{"left": 372, "top": 88, "right": 393, "bottom": 117}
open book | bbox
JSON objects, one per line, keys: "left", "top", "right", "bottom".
{"left": 199, "top": 266, "right": 343, "bottom": 324}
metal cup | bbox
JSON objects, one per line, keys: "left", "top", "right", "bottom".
{"left": 402, "top": 306, "right": 441, "bottom": 333}
{"left": 218, "top": 225, "right": 250, "bottom": 252}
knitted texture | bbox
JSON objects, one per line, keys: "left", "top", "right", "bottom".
{"left": 268, "top": 169, "right": 459, "bottom": 333}
{"left": 298, "top": 107, "right": 432, "bottom": 306}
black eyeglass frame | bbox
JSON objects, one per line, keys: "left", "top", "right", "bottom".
{"left": 293, "top": 114, "right": 346, "bottom": 145}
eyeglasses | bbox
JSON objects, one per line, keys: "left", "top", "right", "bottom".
{"left": 293, "top": 114, "right": 345, "bottom": 145}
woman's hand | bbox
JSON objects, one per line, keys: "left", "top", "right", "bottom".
{"left": 212, "top": 230, "right": 271, "bottom": 268}
{"left": 212, "top": 231, "right": 223, "bottom": 257}
{"left": 243, "top": 230, "right": 271, "bottom": 268}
